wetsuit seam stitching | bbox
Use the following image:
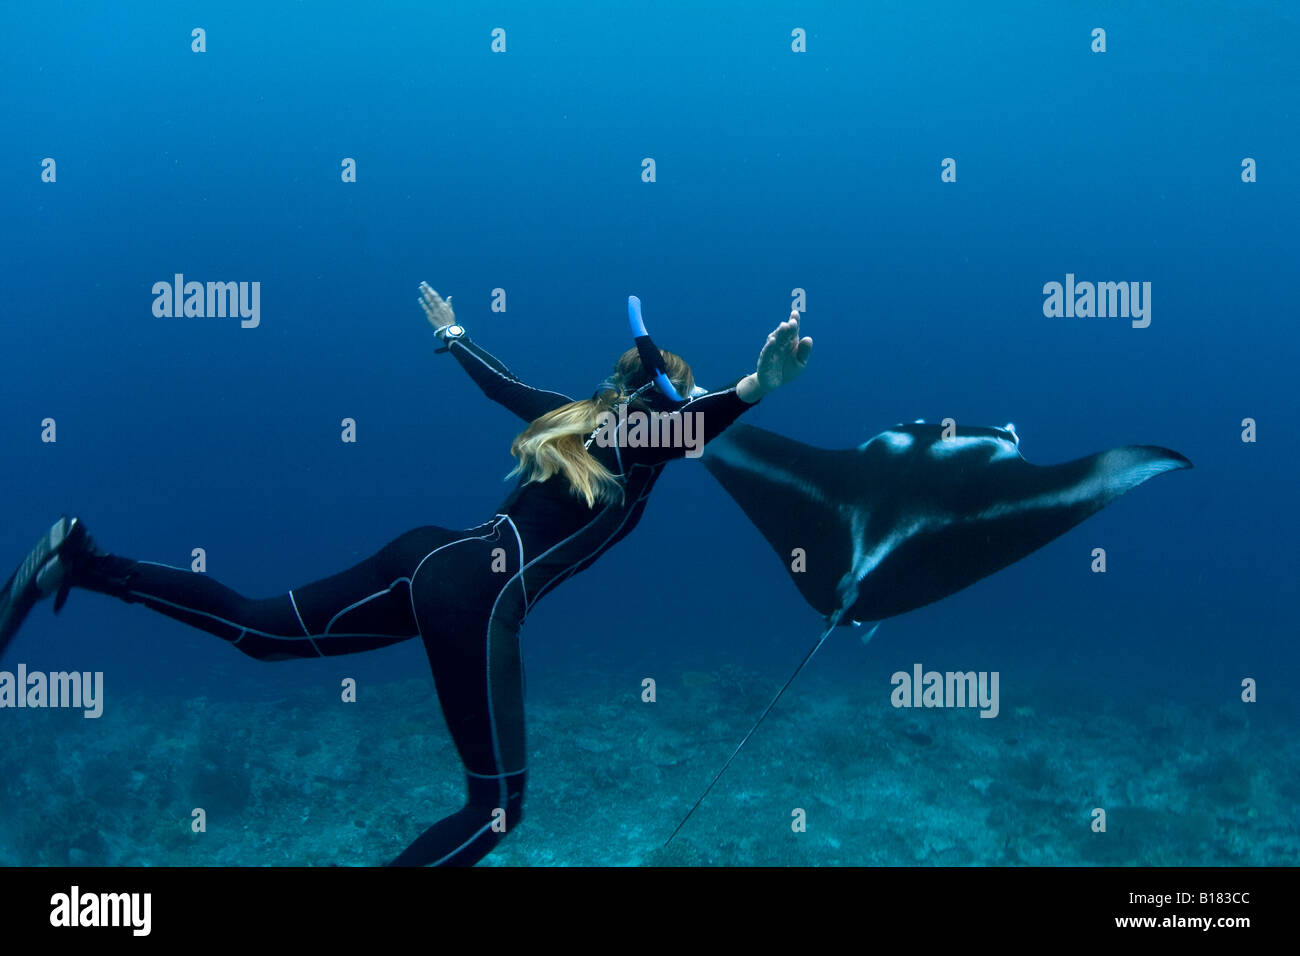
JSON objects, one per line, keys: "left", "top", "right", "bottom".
{"left": 287, "top": 591, "right": 321, "bottom": 656}
{"left": 526, "top": 484, "right": 655, "bottom": 607}
{"left": 430, "top": 820, "right": 497, "bottom": 867}
{"left": 323, "top": 579, "right": 408, "bottom": 635}
{"left": 451, "top": 340, "right": 573, "bottom": 405}
{"left": 405, "top": 520, "right": 506, "bottom": 643}
{"left": 501, "top": 515, "right": 528, "bottom": 610}
{"left": 122, "top": 591, "right": 403, "bottom": 642}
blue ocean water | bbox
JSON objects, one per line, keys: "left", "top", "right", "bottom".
{"left": 0, "top": 1, "right": 1295, "bottom": 866}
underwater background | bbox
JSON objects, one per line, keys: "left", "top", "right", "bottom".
{"left": 0, "top": 1, "right": 1295, "bottom": 866}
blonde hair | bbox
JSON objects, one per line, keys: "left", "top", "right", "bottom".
{"left": 508, "top": 347, "right": 695, "bottom": 507}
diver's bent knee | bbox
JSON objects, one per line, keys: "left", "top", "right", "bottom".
{"left": 230, "top": 634, "right": 320, "bottom": 662}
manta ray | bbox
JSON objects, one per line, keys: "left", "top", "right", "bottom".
{"left": 665, "top": 419, "right": 1191, "bottom": 843}
{"left": 701, "top": 421, "right": 1193, "bottom": 626}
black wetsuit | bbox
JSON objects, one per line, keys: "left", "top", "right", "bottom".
{"left": 73, "top": 334, "right": 757, "bottom": 866}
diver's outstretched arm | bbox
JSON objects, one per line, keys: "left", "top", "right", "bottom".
{"left": 417, "top": 281, "right": 573, "bottom": 423}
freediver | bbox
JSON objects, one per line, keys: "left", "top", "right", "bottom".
{"left": 0, "top": 285, "right": 813, "bottom": 865}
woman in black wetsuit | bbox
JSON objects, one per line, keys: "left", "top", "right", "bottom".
{"left": 0, "top": 283, "right": 813, "bottom": 866}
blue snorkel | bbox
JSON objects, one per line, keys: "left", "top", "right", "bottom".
{"left": 627, "top": 296, "right": 686, "bottom": 404}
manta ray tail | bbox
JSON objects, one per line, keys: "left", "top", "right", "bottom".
{"left": 665, "top": 609, "right": 844, "bottom": 846}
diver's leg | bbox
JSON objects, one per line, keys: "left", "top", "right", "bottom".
{"left": 389, "top": 533, "right": 528, "bottom": 866}
{"left": 69, "top": 521, "right": 503, "bottom": 661}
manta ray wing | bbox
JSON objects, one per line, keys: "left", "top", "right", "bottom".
{"left": 701, "top": 422, "right": 1192, "bottom": 624}
{"left": 697, "top": 424, "right": 855, "bottom": 619}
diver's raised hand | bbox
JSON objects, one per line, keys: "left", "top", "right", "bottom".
{"left": 738, "top": 311, "right": 813, "bottom": 402}
{"left": 418, "top": 281, "right": 457, "bottom": 338}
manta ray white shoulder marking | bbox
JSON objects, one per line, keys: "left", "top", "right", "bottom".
{"left": 928, "top": 434, "right": 1020, "bottom": 460}
{"left": 863, "top": 430, "right": 914, "bottom": 453}
{"left": 711, "top": 439, "right": 836, "bottom": 508}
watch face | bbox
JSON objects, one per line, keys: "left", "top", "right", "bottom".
{"left": 447, "top": 325, "right": 464, "bottom": 336}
